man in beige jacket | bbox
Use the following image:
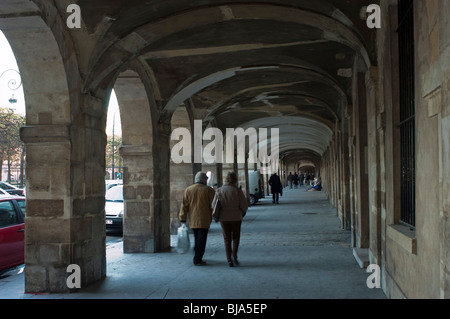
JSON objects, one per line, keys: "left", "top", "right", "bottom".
{"left": 179, "top": 171, "right": 215, "bottom": 265}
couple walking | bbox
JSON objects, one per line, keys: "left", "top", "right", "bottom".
{"left": 179, "top": 171, "right": 248, "bottom": 267}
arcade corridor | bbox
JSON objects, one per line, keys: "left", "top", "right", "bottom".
{"left": 0, "top": 0, "right": 449, "bottom": 299}
{"left": 0, "top": 187, "right": 385, "bottom": 299}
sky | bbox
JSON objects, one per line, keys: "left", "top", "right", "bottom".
{"left": 0, "top": 30, "right": 121, "bottom": 135}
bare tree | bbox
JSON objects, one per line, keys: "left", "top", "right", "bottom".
{"left": 0, "top": 107, "right": 25, "bottom": 184}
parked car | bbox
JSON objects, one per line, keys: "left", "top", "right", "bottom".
{"left": 248, "top": 170, "right": 264, "bottom": 205}
{"left": 105, "top": 184, "right": 123, "bottom": 232}
{"left": 0, "top": 181, "right": 25, "bottom": 197}
{"left": 105, "top": 179, "right": 123, "bottom": 191}
{"left": 0, "top": 195, "right": 25, "bottom": 273}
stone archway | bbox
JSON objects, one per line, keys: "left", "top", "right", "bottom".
{"left": 0, "top": 0, "right": 381, "bottom": 295}
{"left": 0, "top": 1, "right": 107, "bottom": 292}
{"left": 113, "top": 69, "right": 169, "bottom": 253}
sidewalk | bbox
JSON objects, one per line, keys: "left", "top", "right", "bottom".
{"left": 0, "top": 187, "right": 386, "bottom": 299}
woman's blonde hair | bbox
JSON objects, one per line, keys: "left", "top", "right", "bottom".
{"left": 225, "top": 171, "right": 238, "bottom": 185}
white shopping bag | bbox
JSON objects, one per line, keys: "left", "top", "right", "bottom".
{"left": 176, "top": 224, "right": 190, "bottom": 254}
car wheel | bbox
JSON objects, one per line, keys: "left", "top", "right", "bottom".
{"left": 249, "top": 195, "right": 256, "bottom": 206}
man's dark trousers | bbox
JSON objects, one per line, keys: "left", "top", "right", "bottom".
{"left": 272, "top": 192, "right": 279, "bottom": 203}
{"left": 192, "top": 228, "right": 209, "bottom": 264}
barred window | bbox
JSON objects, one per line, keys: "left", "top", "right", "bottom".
{"left": 397, "top": 0, "right": 415, "bottom": 228}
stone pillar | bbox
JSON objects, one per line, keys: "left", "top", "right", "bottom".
{"left": 21, "top": 106, "right": 107, "bottom": 292}
{"left": 265, "top": 165, "right": 270, "bottom": 196}
{"left": 115, "top": 72, "right": 153, "bottom": 253}
{"left": 244, "top": 155, "right": 249, "bottom": 202}
{"left": 120, "top": 125, "right": 171, "bottom": 253}
{"left": 216, "top": 162, "right": 223, "bottom": 187}
{"left": 152, "top": 118, "right": 172, "bottom": 252}
{"left": 280, "top": 161, "right": 286, "bottom": 187}
{"left": 329, "top": 136, "right": 338, "bottom": 209}
{"left": 340, "top": 116, "right": 351, "bottom": 230}
{"left": 353, "top": 72, "right": 370, "bottom": 249}
{"left": 170, "top": 105, "right": 193, "bottom": 233}
{"left": 70, "top": 98, "right": 107, "bottom": 289}
{"left": 365, "top": 66, "right": 382, "bottom": 265}
{"left": 3, "top": 9, "right": 108, "bottom": 292}
{"left": 115, "top": 71, "right": 170, "bottom": 253}
{"left": 441, "top": 80, "right": 450, "bottom": 298}
{"left": 170, "top": 162, "right": 193, "bottom": 233}
{"left": 237, "top": 164, "right": 247, "bottom": 194}
{"left": 120, "top": 144, "right": 155, "bottom": 253}
{"left": 120, "top": 119, "right": 170, "bottom": 253}
{"left": 21, "top": 125, "right": 74, "bottom": 293}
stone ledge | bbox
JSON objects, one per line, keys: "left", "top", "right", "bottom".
{"left": 20, "top": 125, "right": 70, "bottom": 143}
{"left": 353, "top": 247, "right": 369, "bottom": 268}
{"left": 119, "top": 144, "right": 152, "bottom": 156}
{"left": 387, "top": 224, "right": 417, "bottom": 255}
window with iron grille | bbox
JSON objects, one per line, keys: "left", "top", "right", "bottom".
{"left": 397, "top": 0, "right": 415, "bottom": 228}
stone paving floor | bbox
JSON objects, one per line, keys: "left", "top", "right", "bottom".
{"left": 0, "top": 186, "right": 386, "bottom": 300}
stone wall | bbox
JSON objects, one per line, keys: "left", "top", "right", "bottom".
{"left": 320, "top": 0, "right": 450, "bottom": 298}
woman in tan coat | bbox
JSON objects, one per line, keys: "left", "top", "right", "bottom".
{"left": 212, "top": 171, "right": 248, "bottom": 267}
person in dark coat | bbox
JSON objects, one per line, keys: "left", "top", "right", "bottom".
{"left": 287, "top": 172, "right": 293, "bottom": 189}
{"left": 269, "top": 173, "right": 282, "bottom": 204}
{"left": 293, "top": 173, "right": 299, "bottom": 188}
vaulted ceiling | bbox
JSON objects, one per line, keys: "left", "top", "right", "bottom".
{"left": 50, "top": 0, "right": 379, "bottom": 167}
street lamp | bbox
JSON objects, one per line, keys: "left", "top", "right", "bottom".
{"left": 9, "top": 94, "right": 17, "bottom": 104}
{"left": 0, "top": 69, "right": 22, "bottom": 104}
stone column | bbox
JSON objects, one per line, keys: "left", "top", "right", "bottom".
{"left": 152, "top": 117, "right": 172, "bottom": 252}
{"left": 21, "top": 124, "right": 74, "bottom": 293}
{"left": 353, "top": 72, "right": 370, "bottom": 249}
{"left": 21, "top": 106, "right": 107, "bottom": 292}
{"left": 120, "top": 144, "right": 155, "bottom": 253}
{"left": 441, "top": 81, "right": 450, "bottom": 298}
{"left": 215, "top": 162, "right": 223, "bottom": 187}
{"left": 115, "top": 71, "right": 170, "bottom": 252}
{"left": 365, "top": 66, "right": 382, "bottom": 265}
{"left": 340, "top": 116, "right": 351, "bottom": 230}
{"left": 120, "top": 125, "right": 171, "bottom": 253}
{"left": 170, "top": 105, "right": 193, "bottom": 233}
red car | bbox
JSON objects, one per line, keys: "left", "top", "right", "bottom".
{"left": 0, "top": 195, "right": 25, "bottom": 273}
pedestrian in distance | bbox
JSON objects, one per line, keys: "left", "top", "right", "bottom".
{"left": 179, "top": 171, "right": 216, "bottom": 266}
{"left": 305, "top": 174, "right": 311, "bottom": 186}
{"left": 269, "top": 172, "right": 282, "bottom": 204}
{"left": 293, "top": 172, "right": 299, "bottom": 189}
{"left": 299, "top": 173, "right": 305, "bottom": 187}
{"left": 288, "top": 172, "right": 293, "bottom": 189}
{"left": 212, "top": 171, "right": 248, "bottom": 267}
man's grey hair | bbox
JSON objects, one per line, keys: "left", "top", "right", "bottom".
{"left": 194, "top": 171, "right": 208, "bottom": 183}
